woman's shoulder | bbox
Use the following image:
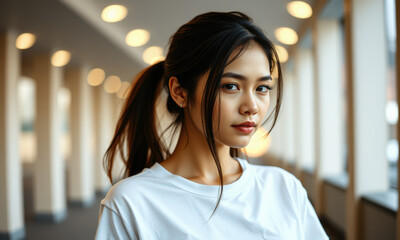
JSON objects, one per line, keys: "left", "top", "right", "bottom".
{"left": 245, "top": 160, "right": 297, "bottom": 179}
{"left": 245, "top": 161, "right": 303, "bottom": 192}
{"left": 100, "top": 167, "right": 160, "bottom": 211}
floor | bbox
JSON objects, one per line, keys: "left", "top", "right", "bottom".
{"left": 23, "top": 174, "right": 102, "bottom": 240}
{"left": 24, "top": 198, "right": 101, "bottom": 240}
{"left": 321, "top": 218, "right": 345, "bottom": 240}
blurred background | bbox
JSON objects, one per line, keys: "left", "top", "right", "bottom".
{"left": 0, "top": 0, "right": 398, "bottom": 239}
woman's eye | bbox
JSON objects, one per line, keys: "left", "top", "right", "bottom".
{"left": 256, "top": 85, "right": 272, "bottom": 93}
{"left": 221, "top": 84, "right": 239, "bottom": 91}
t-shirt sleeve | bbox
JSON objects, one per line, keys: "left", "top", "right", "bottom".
{"left": 95, "top": 204, "right": 136, "bottom": 240}
{"left": 297, "top": 183, "right": 330, "bottom": 240}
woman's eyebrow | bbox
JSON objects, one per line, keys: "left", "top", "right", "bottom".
{"left": 221, "top": 72, "right": 272, "bottom": 81}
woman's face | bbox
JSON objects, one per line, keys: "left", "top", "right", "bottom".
{"left": 188, "top": 41, "right": 272, "bottom": 148}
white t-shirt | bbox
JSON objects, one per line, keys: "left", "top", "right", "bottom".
{"left": 95, "top": 159, "right": 329, "bottom": 240}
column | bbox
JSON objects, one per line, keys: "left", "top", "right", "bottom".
{"left": 315, "top": 19, "right": 345, "bottom": 177}
{"left": 66, "top": 67, "right": 95, "bottom": 206}
{"left": 93, "top": 86, "right": 112, "bottom": 193}
{"left": 281, "top": 69, "right": 296, "bottom": 171}
{"left": 294, "top": 49, "right": 316, "bottom": 174}
{"left": 33, "top": 53, "right": 66, "bottom": 222}
{"left": 0, "top": 31, "right": 25, "bottom": 239}
{"left": 345, "top": 0, "right": 389, "bottom": 239}
{"left": 312, "top": 18, "right": 346, "bottom": 214}
{"left": 396, "top": 0, "right": 400, "bottom": 239}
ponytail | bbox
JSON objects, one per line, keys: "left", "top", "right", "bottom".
{"left": 104, "top": 61, "right": 166, "bottom": 183}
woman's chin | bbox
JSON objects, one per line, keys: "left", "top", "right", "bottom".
{"left": 228, "top": 140, "right": 251, "bottom": 149}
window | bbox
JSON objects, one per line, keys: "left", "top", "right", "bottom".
{"left": 384, "top": 0, "right": 397, "bottom": 188}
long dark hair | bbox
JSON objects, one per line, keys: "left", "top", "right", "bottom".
{"left": 104, "top": 11, "right": 283, "bottom": 214}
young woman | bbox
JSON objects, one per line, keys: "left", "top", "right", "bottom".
{"left": 95, "top": 12, "right": 328, "bottom": 240}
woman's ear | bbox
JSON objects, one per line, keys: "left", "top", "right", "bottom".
{"left": 169, "top": 77, "right": 188, "bottom": 108}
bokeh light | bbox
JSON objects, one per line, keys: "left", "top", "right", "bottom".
{"left": 275, "top": 27, "right": 298, "bottom": 45}
{"left": 51, "top": 50, "right": 71, "bottom": 67}
{"left": 15, "top": 33, "right": 36, "bottom": 49}
{"left": 101, "top": 5, "right": 128, "bottom": 23}
{"left": 386, "top": 101, "right": 398, "bottom": 125}
{"left": 126, "top": 29, "right": 150, "bottom": 47}
{"left": 104, "top": 75, "right": 121, "bottom": 93}
{"left": 387, "top": 139, "right": 399, "bottom": 163}
{"left": 142, "top": 46, "right": 164, "bottom": 65}
{"left": 287, "top": 1, "right": 313, "bottom": 19}
{"left": 87, "top": 68, "right": 106, "bottom": 86}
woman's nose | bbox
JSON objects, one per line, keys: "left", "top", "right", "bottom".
{"left": 239, "top": 93, "right": 258, "bottom": 116}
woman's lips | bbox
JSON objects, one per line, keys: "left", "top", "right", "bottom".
{"left": 232, "top": 121, "right": 256, "bottom": 134}
{"left": 232, "top": 126, "right": 255, "bottom": 134}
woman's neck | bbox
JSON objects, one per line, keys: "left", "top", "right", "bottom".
{"left": 160, "top": 126, "right": 242, "bottom": 185}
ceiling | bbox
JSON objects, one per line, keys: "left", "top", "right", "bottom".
{"left": 0, "top": 0, "right": 315, "bottom": 82}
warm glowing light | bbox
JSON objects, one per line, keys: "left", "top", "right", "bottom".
{"left": 104, "top": 75, "right": 121, "bottom": 93}
{"left": 245, "top": 127, "right": 271, "bottom": 157}
{"left": 51, "top": 50, "right": 71, "bottom": 67}
{"left": 275, "top": 45, "right": 289, "bottom": 63}
{"left": 101, "top": 5, "right": 128, "bottom": 23}
{"left": 126, "top": 29, "right": 150, "bottom": 47}
{"left": 275, "top": 27, "right": 298, "bottom": 45}
{"left": 287, "top": 1, "right": 313, "bottom": 19}
{"left": 143, "top": 46, "right": 164, "bottom": 65}
{"left": 87, "top": 68, "right": 105, "bottom": 86}
{"left": 116, "top": 81, "right": 131, "bottom": 99}
{"left": 15, "top": 33, "right": 36, "bottom": 49}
